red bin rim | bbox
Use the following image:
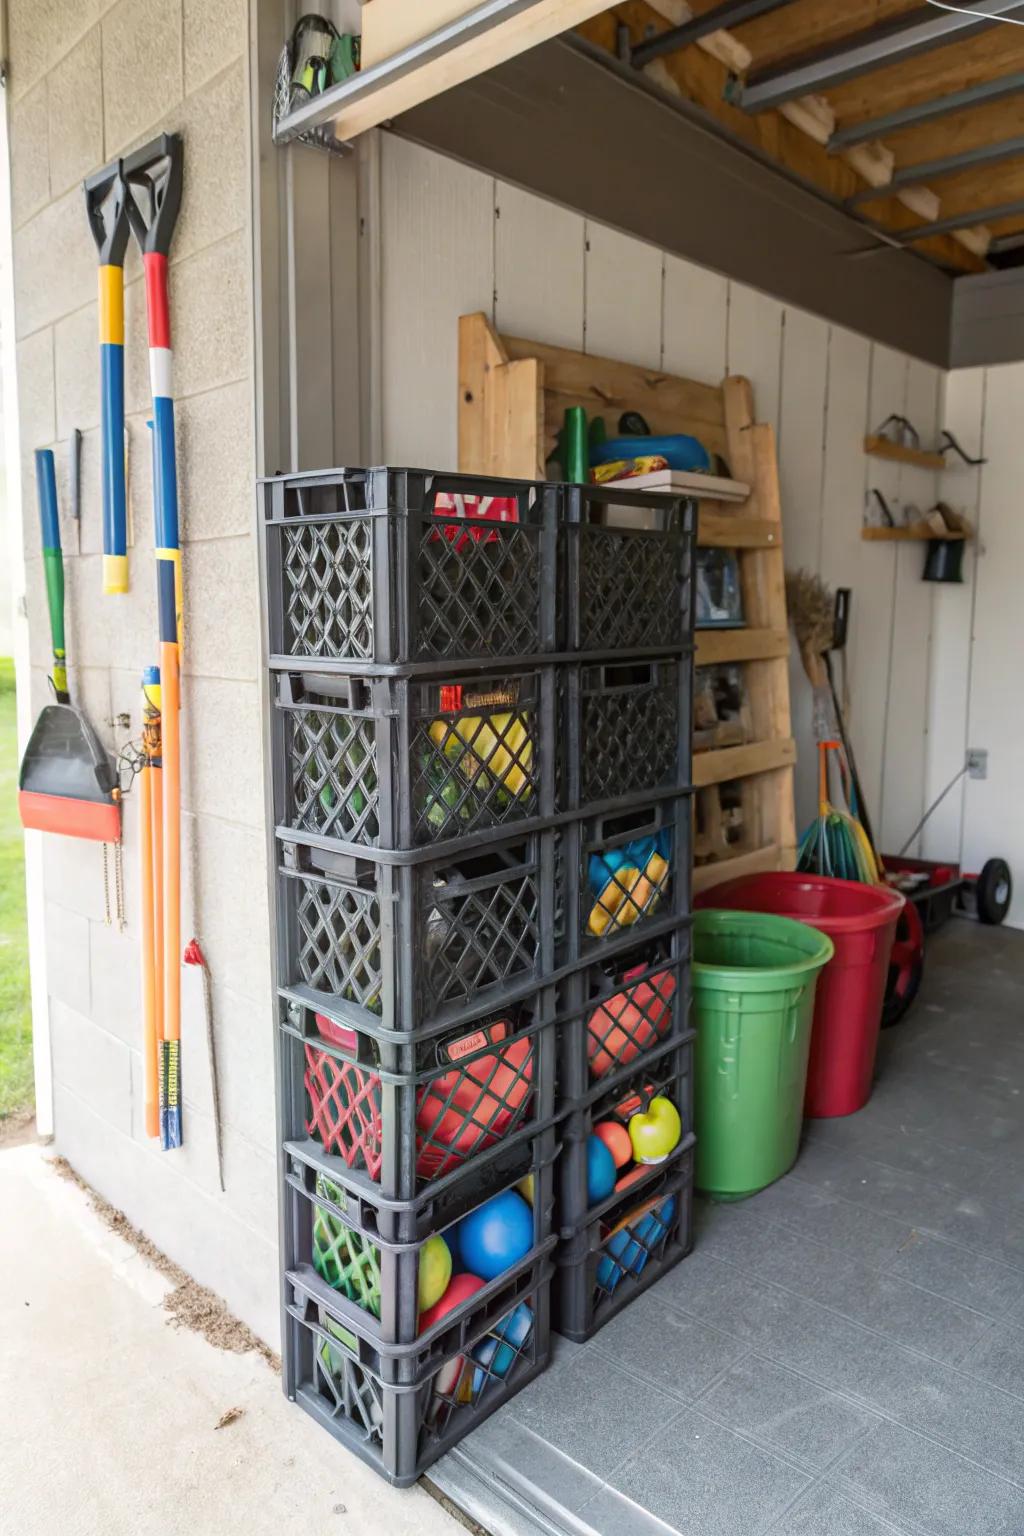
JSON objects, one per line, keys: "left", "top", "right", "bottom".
{"left": 694, "top": 871, "right": 905, "bottom": 937}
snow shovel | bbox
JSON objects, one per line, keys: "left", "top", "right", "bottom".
{"left": 124, "top": 131, "right": 184, "bottom": 1151}
{"left": 18, "top": 450, "right": 121, "bottom": 842}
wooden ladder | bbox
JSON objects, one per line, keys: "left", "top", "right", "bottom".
{"left": 457, "top": 311, "right": 797, "bottom": 893}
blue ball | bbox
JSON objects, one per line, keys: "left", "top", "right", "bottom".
{"left": 596, "top": 1195, "right": 676, "bottom": 1294}
{"left": 470, "top": 1301, "right": 534, "bottom": 1395}
{"left": 441, "top": 1219, "right": 461, "bottom": 1268}
{"left": 586, "top": 1135, "right": 617, "bottom": 1205}
{"left": 459, "top": 1190, "right": 533, "bottom": 1282}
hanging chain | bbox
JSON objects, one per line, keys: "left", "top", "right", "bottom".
{"left": 115, "top": 839, "right": 125, "bottom": 931}
{"left": 102, "top": 840, "right": 126, "bottom": 931}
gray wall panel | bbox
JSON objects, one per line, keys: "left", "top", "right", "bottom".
{"left": 393, "top": 36, "right": 954, "bottom": 368}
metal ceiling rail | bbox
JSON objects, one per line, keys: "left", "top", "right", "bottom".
{"left": 989, "top": 229, "right": 1024, "bottom": 252}
{"left": 272, "top": 0, "right": 554, "bottom": 143}
{"left": 630, "top": 0, "right": 795, "bottom": 68}
{"left": 846, "top": 132, "right": 1024, "bottom": 204}
{"left": 828, "top": 68, "right": 1024, "bottom": 152}
{"left": 733, "top": 0, "right": 1024, "bottom": 114}
{"left": 891, "top": 193, "right": 1024, "bottom": 243}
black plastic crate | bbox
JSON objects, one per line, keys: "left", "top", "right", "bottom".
{"left": 556, "top": 1034, "right": 694, "bottom": 1234}
{"left": 283, "top": 1137, "right": 554, "bottom": 1339}
{"left": 560, "top": 795, "right": 692, "bottom": 970}
{"left": 277, "top": 830, "right": 555, "bottom": 1036}
{"left": 285, "top": 1250, "right": 552, "bottom": 1487}
{"left": 561, "top": 483, "right": 695, "bottom": 656}
{"left": 279, "top": 989, "right": 557, "bottom": 1205}
{"left": 564, "top": 655, "right": 691, "bottom": 815}
{"left": 553, "top": 1151, "right": 694, "bottom": 1344}
{"left": 273, "top": 665, "right": 558, "bottom": 855}
{"left": 262, "top": 467, "right": 558, "bottom": 667}
{"left": 556, "top": 931, "right": 691, "bottom": 1107}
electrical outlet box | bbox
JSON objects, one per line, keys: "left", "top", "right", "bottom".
{"left": 967, "top": 749, "right": 988, "bottom": 780}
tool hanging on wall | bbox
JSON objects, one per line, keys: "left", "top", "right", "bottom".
{"left": 139, "top": 667, "right": 163, "bottom": 1141}
{"left": 184, "top": 940, "right": 225, "bottom": 1192}
{"left": 124, "top": 130, "right": 184, "bottom": 1152}
{"left": 19, "top": 450, "right": 126, "bottom": 921}
{"left": 84, "top": 162, "right": 131, "bottom": 595}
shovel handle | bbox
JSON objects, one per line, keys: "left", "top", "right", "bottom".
{"left": 35, "top": 450, "right": 69, "bottom": 703}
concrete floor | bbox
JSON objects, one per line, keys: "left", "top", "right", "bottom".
{"left": 0, "top": 1141, "right": 460, "bottom": 1536}
{"left": 433, "top": 921, "right": 1024, "bottom": 1536}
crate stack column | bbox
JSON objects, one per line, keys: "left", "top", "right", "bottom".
{"left": 551, "top": 478, "right": 697, "bottom": 1343}
{"left": 262, "top": 467, "right": 564, "bottom": 1487}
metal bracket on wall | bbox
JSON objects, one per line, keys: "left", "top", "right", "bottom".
{"left": 940, "top": 431, "right": 988, "bottom": 467}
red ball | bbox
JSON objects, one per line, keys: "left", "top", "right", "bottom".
{"left": 418, "top": 1272, "right": 485, "bottom": 1334}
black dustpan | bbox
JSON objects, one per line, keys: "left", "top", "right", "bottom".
{"left": 19, "top": 703, "right": 120, "bottom": 841}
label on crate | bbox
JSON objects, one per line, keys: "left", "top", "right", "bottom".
{"left": 443, "top": 1017, "right": 511, "bottom": 1063}
{"left": 437, "top": 682, "right": 521, "bottom": 714}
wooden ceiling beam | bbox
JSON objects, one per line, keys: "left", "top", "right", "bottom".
{"left": 880, "top": 92, "right": 1024, "bottom": 166}
{"left": 579, "top": 2, "right": 984, "bottom": 270}
{"left": 724, "top": 0, "right": 921, "bottom": 74}
{"left": 735, "top": 1, "right": 1024, "bottom": 114}
{"left": 860, "top": 157, "right": 1024, "bottom": 220}
{"left": 826, "top": 28, "right": 1024, "bottom": 128}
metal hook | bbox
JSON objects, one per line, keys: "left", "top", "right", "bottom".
{"left": 939, "top": 430, "right": 987, "bottom": 466}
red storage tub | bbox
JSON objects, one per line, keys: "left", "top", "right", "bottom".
{"left": 695, "top": 873, "right": 905, "bottom": 1118}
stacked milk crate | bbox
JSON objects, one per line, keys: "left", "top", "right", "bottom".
{"left": 261, "top": 467, "right": 694, "bottom": 1483}
{"left": 551, "top": 478, "right": 696, "bottom": 1341}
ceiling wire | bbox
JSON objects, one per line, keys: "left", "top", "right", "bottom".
{"left": 925, "top": 1, "right": 1024, "bottom": 20}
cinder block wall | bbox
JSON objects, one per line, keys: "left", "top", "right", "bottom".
{"left": 10, "top": 0, "right": 280, "bottom": 1345}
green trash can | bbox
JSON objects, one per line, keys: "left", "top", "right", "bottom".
{"left": 692, "top": 909, "right": 834, "bottom": 1200}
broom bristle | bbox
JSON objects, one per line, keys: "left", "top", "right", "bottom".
{"left": 786, "top": 568, "right": 834, "bottom": 656}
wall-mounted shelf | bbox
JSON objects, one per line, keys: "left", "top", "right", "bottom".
{"left": 861, "top": 524, "right": 969, "bottom": 542}
{"left": 863, "top": 435, "right": 945, "bottom": 471}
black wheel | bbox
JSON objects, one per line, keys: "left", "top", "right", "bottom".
{"left": 882, "top": 900, "right": 925, "bottom": 1028}
{"left": 976, "top": 858, "right": 1012, "bottom": 925}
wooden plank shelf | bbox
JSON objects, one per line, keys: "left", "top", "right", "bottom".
{"left": 603, "top": 467, "right": 750, "bottom": 503}
{"left": 698, "top": 512, "right": 780, "bottom": 549}
{"left": 695, "top": 627, "right": 790, "bottom": 666}
{"left": 861, "top": 524, "right": 968, "bottom": 542}
{"left": 863, "top": 435, "right": 945, "bottom": 471}
{"left": 692, "top": 737, "right": 797, "bottom": 789}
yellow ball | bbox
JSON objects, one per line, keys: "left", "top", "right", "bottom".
{"left": 516, "top": 1174, "right": 534, "bottom": 1205}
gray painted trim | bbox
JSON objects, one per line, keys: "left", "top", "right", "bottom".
{"left": 951, "top": 266, "right": 1024, "bottom": 366}
{"left": 393, "top": 35, "right": 954, "bottom": 367}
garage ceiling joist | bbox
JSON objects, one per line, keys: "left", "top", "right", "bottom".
{"left": 734, "top": 0, "right": 1024, "bottom": 113}
{"left": 630, "top": 0, "right": 794, "bottom": 67}
{"left": 892, "top": 192, "right": 1024, "bottom": 242}
{"left": 846, "top": 130, "right": 1024, "bottom": 203}
{"left": 828, "top": 66, "right": 1024, "bottom": 151}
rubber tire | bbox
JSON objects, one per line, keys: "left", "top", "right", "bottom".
{"left": 976, "top": 858, "right": 1012, "bottom": 926}
{"left": 882, "top": 900, "right": 925, "bottom": 1029}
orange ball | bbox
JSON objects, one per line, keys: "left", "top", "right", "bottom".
{"left": 593, "top": 1119, "right": 632, "bottom": 1169}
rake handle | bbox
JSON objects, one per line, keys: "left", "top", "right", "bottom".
{"left": 35, "top": 449, "right": 69, "bottom": 703}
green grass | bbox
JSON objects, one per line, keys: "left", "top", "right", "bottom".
{"left": 0, "top": 657, "right": 33, "bottom": 1121}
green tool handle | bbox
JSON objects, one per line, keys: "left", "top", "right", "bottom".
{"left": 35, "top": 448, "right": 69, "bottom": 703}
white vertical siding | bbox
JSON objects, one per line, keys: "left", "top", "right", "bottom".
{"left": 378, "top": 136, "right": 949, "bottom": 887}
